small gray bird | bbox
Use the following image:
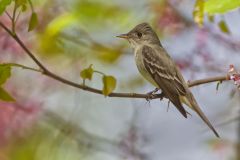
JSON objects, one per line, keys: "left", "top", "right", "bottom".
{"left": 117, "top": 22, "right": 219, "bottom": 137}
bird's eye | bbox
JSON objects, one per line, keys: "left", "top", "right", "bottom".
{"left": 137, "top": 32, "right": 142, "bottom": 38}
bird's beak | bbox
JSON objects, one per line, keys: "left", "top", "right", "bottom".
{"left": 116, "top": 33, "right": 129, "bottom": 39}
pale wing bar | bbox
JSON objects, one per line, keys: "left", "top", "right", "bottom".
{"left": 142, "top": 45, "right": 188, "bottom": 118}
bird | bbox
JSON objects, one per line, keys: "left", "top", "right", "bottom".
{"left": 117, "top": 22, "right": 219, "bottom": 137}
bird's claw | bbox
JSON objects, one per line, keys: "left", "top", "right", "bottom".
{"left": 146, "top": 88, "right": 159, "bottom": 101}
{"left": 146, "top": 94, "right": 155, "bottom": 101}
{"left": 147, "top": 88, "right": 159, "bottom": 95}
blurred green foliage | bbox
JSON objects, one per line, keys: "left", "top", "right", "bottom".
{"left": 0, "top": 0, "right": 12, "bottom": 15}
{"left": 204, "top": 0, "right": 240, "bottom": 14}
{"left": 73, "top": 1, "right": 130, "bottom": 28}
{"left": 193, "top": 0, "right": 238, "bottom": 33}
{"left": 8, "top": 122, "right": 85, "bottom": 160}
{"left": 193, "top": 0, "right": 204, "bottom": 26}
{"left": 37, "top": 0, "right": 129, "bottom": 63}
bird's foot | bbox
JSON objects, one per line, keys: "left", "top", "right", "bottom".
{"left": 147, "top": 88, "right": 159, "bottom": 95}
{"left": 146, "top": 88, "right": 159, "bottom": 101}
{"left": 167, "top": 100, "right": 171, "bottom": 112}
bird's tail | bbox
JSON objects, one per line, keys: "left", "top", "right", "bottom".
{"left": 180, "top": 93, "right": 220, "bottom": 138}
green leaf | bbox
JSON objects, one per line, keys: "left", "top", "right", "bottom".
{"left": 74, "top": 1, "right": 130, "bottom": 30}
{"left": 204, "top": 0, "right": 240, "bottom": 14}
{"left": 193, "top": 0, "right": 204, "bottom": 27}
{"left": 80, "top": 64, "right": 94, "bottom": 80}
{"left": 0, "top": 64, "right": 11, "bottom": 85}
{"left": 218, "top": 20, "right": 230, "bottom": 34}
{"left": 28, "top": 12, "right": 38, "bottom": 32}
{"left": 0, "top": 0, "right": 12, "bottom": 15}
{"left": 0, "top": 87, "right": 15, "bottom": 101}
{"left": 15, "top": 0, "right": 27, "bottom": 7}
{"left": 102, "top": 75, "right": 116, "bottom": 96}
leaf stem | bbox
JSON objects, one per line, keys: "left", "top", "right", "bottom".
{"left": 1, "top": 63, "right": 41, "bottom": 72}
{"left": 93, "top": 70, "right": 105, "bottom": 76}
{"left": 5, "top": 11, "right": 12, "bottom": 20}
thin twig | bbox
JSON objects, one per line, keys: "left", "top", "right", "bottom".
{"left": 0, "top": 21, "right": 231, "bottom": 99}
{"left": 5, "top": 11, "right": 12, "bottom": 20}
{"left": 12, "top": 3, "right": 17, "bottom": 34}
{"left": 1, "top": 63, "right": 41, "bottom": 72}
{"left": 15, "top": 9, "right": 22, "bottom": 24}
{"left": 188, "top": 75, "right": 229, "bottom": 87}
{"left": 0, "top": 22, "right": 48, "bottom": 72}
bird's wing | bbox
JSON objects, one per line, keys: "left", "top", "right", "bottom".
{"left": 142, "top": 45, "right": 188, "bottom": 118}
{"left": 142, "top": 46, "right": 220, "bottom": 137}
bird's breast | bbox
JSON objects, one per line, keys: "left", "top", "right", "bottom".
{"left": 134, "top": 48, "right": 158, "bottom": 87}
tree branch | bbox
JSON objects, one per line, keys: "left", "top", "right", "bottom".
{"left": 0, "top": 22, "right": 48, "bottom": 72}
{"left": 0, "top": 21, "right": 231, "bottom": 100}
{"left": 188, "top": 75, "right": 229, "bottom": 87}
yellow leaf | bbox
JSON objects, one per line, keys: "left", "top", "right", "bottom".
{"left": 204, "top": 0, "right": 240, "bottom": 14}
{"left": 45, "top": 13, "right": 77, "bottom": 37}
{"left": 193, "top": 0, "right": 204, "bottom": 27}
{"left": 102, "top": 75, "right": 116, "bottom": 96}
{"left": 80, "top": 64, "right": 94, "bottom": 80}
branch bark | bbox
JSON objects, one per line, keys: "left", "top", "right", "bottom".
{"left": 0, "top": 22, "right": 230, "bottom": 99}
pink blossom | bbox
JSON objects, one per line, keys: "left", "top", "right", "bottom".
{"left": 228, "top": 65, "right": 240, "bottom": 88}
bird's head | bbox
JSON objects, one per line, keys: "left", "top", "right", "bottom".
{"left": 117, "top": 22, "right": 160, "bottom": 48}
